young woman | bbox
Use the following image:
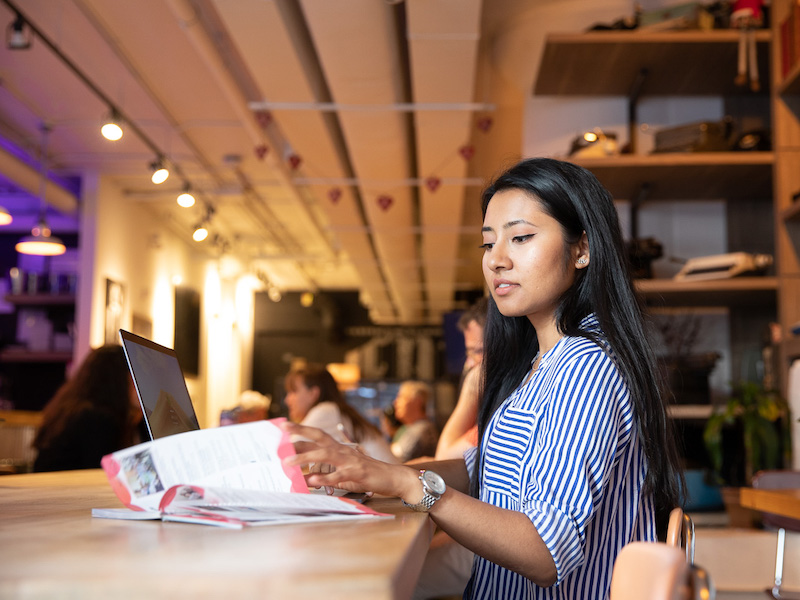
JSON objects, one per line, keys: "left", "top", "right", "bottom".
{"left": 283, "top": 158, "right": 683, "bottom": 599}
{"left": 284, "top": 364, "right": 397, "bottom": 463}
{"left": 33, "top": 345, "right": 145, "bottom": 472}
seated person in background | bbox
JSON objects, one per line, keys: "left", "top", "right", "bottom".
{"left": 33, "top": 345, "right": 146, "bottom": 472}
{"left": 415, "top": 297, "right": 487, "bottom": 600}
{"left": 435, "top": 296, "right": 487, "bottom": 460}
{"left": 380, "top": 404, "right": 401, "bottom": 442}
{"left": 390, "top": 381, "right": 438, "bottom": 462}
{"left": 284, "top": 364, "right": 397, "bottom": 463}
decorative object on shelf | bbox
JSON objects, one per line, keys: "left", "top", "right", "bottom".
{"left": 568, "top": 129, "right": 620, "bottom": 158}
{"left": 731, "top": 128, "right": 771, "bottom": 150}
{"left": 673, "top": 252, "right": 773, "bottom": 281}
{"left": 626, "top": 237, "right": 663, "bottom": 279}
{"left": 653, "top": 118, "right": 733, "bottom": 153}
{"left": 654, "top": 312, "right": 721, "bottom": 405}
{"left": 731, "top": 0, "right": 766, "bottom": 91}
{"left": 703, "top": 380, "right": 790, "bottom": 487}
{"left": 104, "top": 279, "right": 125, "bottom": 345}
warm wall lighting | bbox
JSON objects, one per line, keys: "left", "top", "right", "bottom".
{"left": 0, "top": 205, "right": 12, "bottom": 225}
{"left": 327, "top": 363, "right": 361, "bottom": 391}
{"left": 101, "top": 110, "right": 123, "bottom": 141}
{"left": 16, "top": 217, "right": 66, "bottom": 256}
{"left": 300, "top": 291, "right": 314, "bottom": 307}
{"left": 177, "top": 185, "right": 195, "bottom": 207}
{"left": 150, "top": 158, "right": 169, "bottom": 184}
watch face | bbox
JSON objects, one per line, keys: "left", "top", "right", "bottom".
{"left": 422, "top": 470, "right": 446, "bottom": 496}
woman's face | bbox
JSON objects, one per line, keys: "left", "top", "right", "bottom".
{"left": 481, "top": 188, "right": 582, "bottom": 327}
{"left": 285, "top": 377, "right": 319, "bottom": 422}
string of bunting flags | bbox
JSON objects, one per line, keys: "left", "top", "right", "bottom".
{"left": 250, "top": 110, "right": 493, "bottom": 213}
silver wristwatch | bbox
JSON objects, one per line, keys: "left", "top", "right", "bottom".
{"left": 402, "top": 469, "right": 446, "bottom": 512}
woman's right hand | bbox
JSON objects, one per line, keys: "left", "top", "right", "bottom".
{"left": 281, "top": 422, "right": 422, "bottom": 502}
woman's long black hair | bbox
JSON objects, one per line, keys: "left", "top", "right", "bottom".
{"left": 473, "top": 158, "right": 683, "bottom": 512}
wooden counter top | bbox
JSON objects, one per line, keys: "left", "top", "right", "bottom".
{"left": 0, "top": 469, "right": 434, "bottom": 599}
{"left": 739, "top": 486, "right": 800, "bottom": 521}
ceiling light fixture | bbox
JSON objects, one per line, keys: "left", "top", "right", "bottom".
{"left": 150, "top": 157, "right": 169, "bottom": 184}
{"left": 101, "top": 109, "right": 123, "bottom": 141}
{"left": 192, "top": 224, "right": 209, "bottom": 242}
{"left": 177, "top": 184, "right": 195, "bottom": 207}
{"left": 6, "top": 12, "right": 31, "bottom": 50}
{"left": 16, "top": 125, "right": 66, "bottom": 257}
{"left": 0, "top": 205, "right": 12, "bottom": 225}
{"left": 16, "top": 216, "right": 66, "bottom": 256}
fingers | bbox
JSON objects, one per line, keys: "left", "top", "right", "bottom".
{"left": 281, "top": 421, "right": 337, "bottom": 445}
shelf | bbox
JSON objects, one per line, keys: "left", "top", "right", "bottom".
{"left": 782, "top": 198, "right": 800, "bottom": 222}
{"left": 637, "top": 277, "right": 778, "bottom": 306}
{"left": 779, "top": 56, "right": 800, "bottom": 95}
{"left": 535, "top": 30, "right": 772, "bottom": 96}
{"left": 569, "top": 153, "right": 773, "bottom": 200}
{"left": 0, "top": 350, "right": 73, "bottom": 363}
{"left": 668, "top": 404, "right": 715, "bottom": 419}
{"left": 785, "top": 336, "right": 800, "bottom": 361}
{"left": 3, "top": 294, "right": 75, "bottom": 306}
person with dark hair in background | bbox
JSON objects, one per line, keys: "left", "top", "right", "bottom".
{"left": 435, "top": 296, "right": 488, "bottom": 461}
{"left": 284, "top": 364, "right": 397, "bottom": 463}
{"left": 33, "top": 345, "right": 145, "bottom": 472}
{"left": 282, "top": 157, "right": 684, "bottom": 600}
{"left": 414, "top": 296, "right": 488, "bottom": 600}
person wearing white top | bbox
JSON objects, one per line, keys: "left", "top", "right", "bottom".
{"left": 284, "top": 364, "right": 397, "bottom": 464}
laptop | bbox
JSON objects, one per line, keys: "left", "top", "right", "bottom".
{"left": 119, "top": 329, "right": 201, "bottom": 440}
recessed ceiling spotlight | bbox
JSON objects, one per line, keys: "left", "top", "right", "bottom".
{"left": 150, "top": 158, "right": 169, "bottom": 184}
{"left": 101, "top": 110, "right": 123, "bottom": 141}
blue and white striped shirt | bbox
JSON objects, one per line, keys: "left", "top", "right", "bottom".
{"left": 463, "top": 315, "right": 657, "bottom": 599}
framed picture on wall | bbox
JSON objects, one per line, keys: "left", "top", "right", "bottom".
{"left": 105, "top": 278, "right": 125, "bottom": 345}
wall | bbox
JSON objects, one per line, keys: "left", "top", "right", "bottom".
{"left": 74, "top": 172, "right": 225, "bottom": 424}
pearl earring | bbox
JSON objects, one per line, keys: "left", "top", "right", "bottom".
{"left": 577, "top": 257, "right": 587, "bottom": 265}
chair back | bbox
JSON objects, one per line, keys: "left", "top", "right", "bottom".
{"left": 610, "top": 542, "right": 690, "bottom": 600}
{"left": 751, "top": 470, "right": 800, "bottom": 532}
{"left": 0, "top": 411, "right": 41, "bottom": 474}
{"left": 666, "top": 507, "right": 696, "bottom": 564}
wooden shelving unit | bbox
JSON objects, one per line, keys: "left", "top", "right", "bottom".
{"left": 4, "top": 294, "right": 75, "bottom": 306}
{"left": 637, "top": 277, "right": 777, "bottom": 307}
{"left": 773, "top": 0, "right": 800, "bottom": 400}
{"left": 570, "top": 153, "right": 773, "bottom": 201}
{"left": 535, "top": 30, "right": 772, "bottom": 96}
{"left": 0, "top": 291, "right": 76, "bottom": 411}
{"left": 0, "top": 350, "right": 73, "bottom": 363}
{"left": 535, "top": 26, "right": 779, "bottom": 436}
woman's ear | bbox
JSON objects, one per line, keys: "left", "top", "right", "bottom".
{"left": 310, "top": 385, "right": 321, "bottom": 404}
{"left": 574, "top": 231, "right": 590, "bottom": 268}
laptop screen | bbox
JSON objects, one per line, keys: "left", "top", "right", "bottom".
{"left": 119, "top": 329, "right": 201, "bottom": 440}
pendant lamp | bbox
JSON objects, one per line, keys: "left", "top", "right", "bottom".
{"left": 16, "top": 125, "right": 66, "bottom": 256}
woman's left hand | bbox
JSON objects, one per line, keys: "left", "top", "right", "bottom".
{"left": 282, "top": 422, "right": 418, "bottom": 499}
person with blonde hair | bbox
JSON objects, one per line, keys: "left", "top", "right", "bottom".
{"left": 390, "top": 380, "right": 438, "bottom": 462}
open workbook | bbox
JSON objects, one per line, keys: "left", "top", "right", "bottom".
{"left": 93, "top": 419, "right": 388, "bottom": 529}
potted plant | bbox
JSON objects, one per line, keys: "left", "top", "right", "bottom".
{"left": 703, "top": 380, "right": 791, "bottom": 525}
